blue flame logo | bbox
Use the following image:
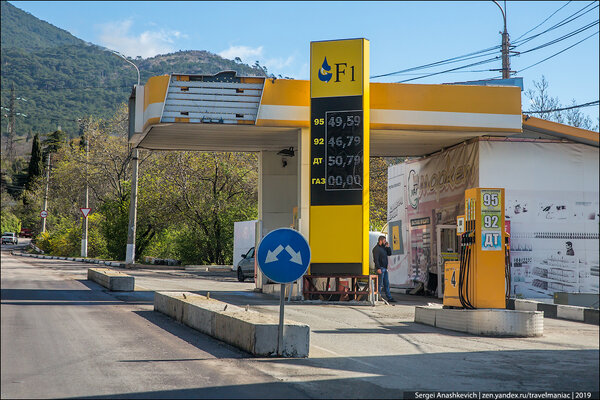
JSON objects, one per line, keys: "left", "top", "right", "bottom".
{"left": 318, "top": 57, "right": 332, "bottom": 82}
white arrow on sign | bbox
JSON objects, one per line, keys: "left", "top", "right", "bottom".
{"left": 80, "top": 208, "right": 91, "bottom": 218}
{"left": 285, "top": 245, "right": 303, "bottom": 265}
{"left": 266, "top": 245, "right": 284, "bottom": 263}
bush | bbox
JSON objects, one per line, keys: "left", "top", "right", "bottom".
{"left": 0, "top": 210, "right": 21, "bottom": 234}
{"left": 98, "top": 197, "right": 129, "bottom": 261}
{"left": 35, "top": 213, "right": 109, "bottom": 258}
{"left": 86, "top": 213, "right": 108, "bottom": 259}
{"left": 140, "top": 225, "right": 183, "bottom": 261}
{"left": 35, "top": 216, "right": 79, "bottom": 256}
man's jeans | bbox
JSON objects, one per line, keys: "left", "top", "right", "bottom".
{"left": 379, "top": 267, "right": 392, "bottom": 300}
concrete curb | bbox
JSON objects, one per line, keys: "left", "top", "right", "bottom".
{"left": 87, "top": 268, "right": 134, "bottom": 291}
{"left": 11, "top": 252, "right": 114, "bottom": 264}
{"left": 154, "top": 291, "right": 310, "bottom": 357}
{"left": 510, "top": 298, "right": 598, "bottom": 325}
{"left": 415, "top": 306, "right": 543, "bottom": 337}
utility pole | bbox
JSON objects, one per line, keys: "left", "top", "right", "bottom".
{"left": 81, "top": 128, "right": 89, "bottom": 257}
{"left": 41, "top": 153, "right": 51, "bottom": 233}
{"left": 125, "top": 148, "right": 139, "bottom": 264}
{"left": 6, "top": 85, "right": 16, "bottom": 161}
{"left": 493, "top": 0, "right": 511, "bottom": 79}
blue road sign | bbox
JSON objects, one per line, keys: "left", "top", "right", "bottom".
{"left": 257, "top": 228, "right": 311, "bottom": 284}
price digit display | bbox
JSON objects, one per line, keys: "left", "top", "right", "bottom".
{"left": 310, "top": 96, "right": 363, "bottom": 206}
{"left": 325, "top": 110, "right": 363, "bottom": 191}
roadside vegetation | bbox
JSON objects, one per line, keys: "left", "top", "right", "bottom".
{"left": 1, "top": 104, "right": 260, "bottom": 265}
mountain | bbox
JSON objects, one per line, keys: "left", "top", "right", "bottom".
{"left": 1, "top": 1, "right": 84, "bottom": 50}
{"left": 0, "top": 1, "right": 268, "bottom": 142}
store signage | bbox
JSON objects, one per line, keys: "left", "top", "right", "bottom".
{"left": 410, "top": 217, "right": 431, "bottom": 227}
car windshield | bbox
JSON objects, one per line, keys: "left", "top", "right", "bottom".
{"left": 246, "top": 248, "right": 255, "bottom": 258}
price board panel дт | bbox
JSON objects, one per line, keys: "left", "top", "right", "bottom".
{"left": 309, "top": 38, "right": 369, "bottom": 276}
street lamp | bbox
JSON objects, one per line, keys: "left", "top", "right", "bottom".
{"left": 108, "top": 50, "right": 141, "bottom": 264}
{"left": 110, "top": 50, "right": 141, "bottom": 86}
{"left": 492, "top": 0, "right": 511, "bottom": 79}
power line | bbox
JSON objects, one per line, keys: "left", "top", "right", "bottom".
{"left": 516, "top": 20, "right": 599, "bottom": 56}
{"left": 371, "top": 2, "right": 597, "bottom": 81}
{"left": 514, "top": 1, "right": 572, "bottom": 41}
{"left": 523, "top": 100, "right": 599, "bottom": 114}
{"left": 370, "top": 45, "right": 501, "bottom": 79}
{"left": 512, "top": 1, "right": 598, "bottom": 47}
{"left": 517, "top": 30, "right": 599, "bottom": 73}
{"left": 396, "top": 56, "right": 500, "bottom": 83}
{"left": 385, "top": 17, "right": 597, "bottom": 82}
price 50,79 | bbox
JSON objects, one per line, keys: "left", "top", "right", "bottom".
{"left": 328, "top": 155, "right": 361, "bottom": 167}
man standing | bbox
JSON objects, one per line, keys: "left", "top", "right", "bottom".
{"left": 373, "top": 235, "right": 395, "bottom": 303}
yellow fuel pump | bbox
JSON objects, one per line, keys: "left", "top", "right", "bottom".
{"left": 443, "top": 188, "right": 510, "bottom": 309}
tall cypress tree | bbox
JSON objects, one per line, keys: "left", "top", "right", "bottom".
{"left": 25, "top": 133, "right": 43, "bottom": 190}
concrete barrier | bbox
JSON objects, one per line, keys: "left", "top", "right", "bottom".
{"left": 536, "top": 302, "right": 558, "bottom": 318}
{"left": 556, "top": 304, "right": 584, "bottom": 322}
{"left": 507, "top": 298, "right": 597, "bottom": 325}
{"left": 87, "top": 268, "right": 134, "bottom": 291}
{"left": 514, "top": 299, "right": 539, "bottom": 311}
{"left": 154, "top": 292, "right": 309, "bottom": 357}
{"left": 584, "top": 308, "right": 599, "bottom": 325}
{"left": 554, "top": 292, "right": 599, "bottom": 308}
{"left": 415, "top": 306, "right": 543, "bottom": 337}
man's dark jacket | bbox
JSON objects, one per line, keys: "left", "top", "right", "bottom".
{"left": 372, "top": 244, "right": 392, "bottom": 269}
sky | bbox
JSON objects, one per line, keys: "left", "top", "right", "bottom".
{"left": 10, "top": 1, "right": 600, "bottom": 122}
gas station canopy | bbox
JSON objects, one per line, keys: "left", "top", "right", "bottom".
{"left": 129, "top": 71, "right": 530, "bottom": 156}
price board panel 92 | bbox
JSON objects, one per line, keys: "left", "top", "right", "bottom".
{"left": 325, "top": 110, "right": 363, "bottom": 191}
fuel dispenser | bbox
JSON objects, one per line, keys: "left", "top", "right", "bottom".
{"left": 443, "top": 188, "right": 511, "bottom": 309}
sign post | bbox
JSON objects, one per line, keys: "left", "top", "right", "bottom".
{"left": 309, "top": 38, "right": 370, "bottom": 276}
{"left": 256, "top": 228, "right": 311, "bottom": 356}
{"left": 80, "top": 208, "right": 92, "bottom": 257}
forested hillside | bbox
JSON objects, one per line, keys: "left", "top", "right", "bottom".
{"left": 0, "top": 1, "right": 393, "bottom": 267}
{"left": 1, "top": 1, "right": 267, "bottom": 140}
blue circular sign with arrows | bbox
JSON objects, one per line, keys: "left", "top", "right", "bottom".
{"left": 257, "top": 228, "right": 311, "bottom": 284}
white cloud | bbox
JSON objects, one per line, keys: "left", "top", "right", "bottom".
{"left": 97, "top": 19, "right": 188, "bottom": 58}
{"left": 219, "top": 44, "right": 301, "bottom": 78}
{"left": 218, "top": 45, "right": 264, "bottom": 62}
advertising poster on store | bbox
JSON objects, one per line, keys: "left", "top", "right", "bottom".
{"left": 387, "top": 141, "right": 479, "bottom": 288}
{"left": 480, "top": 140, "right": 599, "bottom": 298}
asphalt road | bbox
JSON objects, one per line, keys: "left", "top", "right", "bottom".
{"left": 2, "top": 250, "right": 599, "bottom": 399}
{"left": 1, "top": 251, "right": 309, "bottom": 399}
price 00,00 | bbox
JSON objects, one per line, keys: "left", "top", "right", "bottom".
{"left": 328, "top": 174, "right": 362, "bottom": 188}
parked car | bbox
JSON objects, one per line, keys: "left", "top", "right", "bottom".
{"left": 19, "top": 228, "right": 33, "bottom": 238}
{"left": 236, "top": 247, "right": 255, "bottom": 282}
{"left": 1, "top": 232, "right": 18, "bottom": 245}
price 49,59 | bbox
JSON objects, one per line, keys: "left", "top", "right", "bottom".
{"left": 313, "top": 115, "right": 361, "bottom": 128}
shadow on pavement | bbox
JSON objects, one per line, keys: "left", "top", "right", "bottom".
{"left": 132, "top": 310, "right": 249, "bottom": 360}
{"left": 60, "top": 347, "right": 600, "bottom": 398}
{"left": 311, "top": 321, "right": 472, "bottom": 336}
{"left": 0, "top": 280, "right": 154, "bottom": 306}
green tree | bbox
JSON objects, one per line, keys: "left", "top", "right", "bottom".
{"left": 0, "top": 209, "right": 21, "bottom": 233}
{"left": 25, "top": 133, "right": 43, "bottom": 190}
{"left": 43, "top": 129, "right": 66, "bottom": 156}
{"left": 142, "top": 151, "right": 258, "bottom": 265}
